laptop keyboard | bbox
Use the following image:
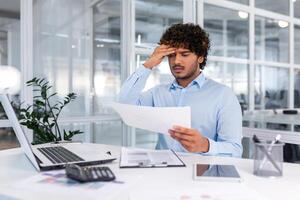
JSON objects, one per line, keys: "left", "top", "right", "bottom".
{"left": 37, "top": 146, "right": 84, "bottom": 164}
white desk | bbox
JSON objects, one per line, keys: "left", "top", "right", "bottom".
{"left": 1, "top": 144, "right": 300, "bottom": 200}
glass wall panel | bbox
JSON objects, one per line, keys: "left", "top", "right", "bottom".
{"left": 0, "top": 31, "right": 7, "bottom": 65}
{"left": 205, "top": 61, "right": 249, "bottom": 110}
{"left": 295, "top": 25, "right": 300, "bottom": 64}
{"left": 295, "top": 1, "right": 300, "bottom": 19}
{"left": 59, "top": 120, "right": 122, "bottom": 145}
{"left": 94, "top": 120, "right": 122, "bottom": 146}
{"left": 0, "top": 102, "right": 7, "bottom": 119}
{"left": 255, "top": 0, "right": 289, "bottom": 16}
{"left": 59, "top": 122, "right": 91, "bottom": 142}
{"left": 255, "top": 16, "right": 289, "bottom": 63}
{"left": 204, "top": 4, "right": 249, "bottom": 59}
{"left": 93, "top": 0, "right": 121, "bottom": 115}
{"left": 33, "top": 0, "right": 90, "bottom": 117}
{"left": 226, "top": 0, "right": 248, "bottom": 4}
{"left": 0, "top": 16, "right": 20, "bottom": 69}
{"left": 0, "top": 13, "right": 21, "bottom": 101}
{"left": 0, "top": 4, "right": 21, "bottom": 150}
{"left": 0, "top": 98, "right": 20, "bottom": 119}
{"left": 294, "top": 69, "right": 300, "bottom": 108}
{"left": 0, "top": 128, "right": 19, "bottom": 150}
{"left": 254, "top": 65, "right": 289, "bottom": 109}
{"left": 135, "top": 0, "right": 183, "bottom": 48}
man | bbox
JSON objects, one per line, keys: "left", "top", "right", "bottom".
{"left": 119, "top": 23, "right": 242, "bottom": 157}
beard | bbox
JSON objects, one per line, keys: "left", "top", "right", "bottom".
{"left": 171, "top": 64, "right": 199, "bottom": 80}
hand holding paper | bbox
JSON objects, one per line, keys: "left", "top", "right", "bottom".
{"left": 169, "top": 126, "right": 209, "bottom": 153}
{"left": 110, "top": 102, "right": 191, "bottom": 135}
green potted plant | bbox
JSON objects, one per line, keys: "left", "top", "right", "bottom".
{"left": 18, "top": 78, "right": 83, "bottom": 144}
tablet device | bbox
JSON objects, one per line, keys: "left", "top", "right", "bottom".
{"left": 193, "top": 164, "right": 242, "bottom": 182}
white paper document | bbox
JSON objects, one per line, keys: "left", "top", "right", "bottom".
{"left": 110, "top": 102, "right": 191, "bottom": 135}
{"left": 120, "top": 147, "right": 185, "bottom": 168}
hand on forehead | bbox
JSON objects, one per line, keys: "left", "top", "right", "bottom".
{"left": 160, "top": 44, "right": 191, "bottom": 53}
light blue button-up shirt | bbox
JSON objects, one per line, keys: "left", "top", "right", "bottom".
{"left": 118, "top": 66, "right": 242, "bottom": 157}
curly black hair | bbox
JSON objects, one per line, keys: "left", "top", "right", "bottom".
{"left": 159, "top": 23, "right": 210, "bottom": 70}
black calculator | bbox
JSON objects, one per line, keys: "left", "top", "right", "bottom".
{"left": 65, "top": 164, "right": 116, "bottom": 183}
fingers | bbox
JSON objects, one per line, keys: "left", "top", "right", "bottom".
{"left": 155, "top": 45, "right": 175, "bottom": 53}
{"left": 157, "top": 44, "right": 173, "bottom": 50}
{"left": 157, "top": 50, "right": 175, "bottom": 57}
{"left": 154, "top": 47, "right": 176, "bottom": 57}
{"left": 180, "top": 139, "right": 194, "bottom": 149}
{"left": 168, "top": 129, "right": 194, "bottom": 142}
{"left": 171, "top": 125, "right": 194, "bottom": 135}
{"left": 168, "top": 126, "right": 208, "bottom": 153}
{"left": 169, "top": 131, "right": 195, "bottom": 151}
{"left": 144, "top": 45, "right": 175, "bottom": 69}
{"left": 151, "top": 45, "right": 176, "bottom": 60}
{"left": 168, "top": 126, "right": 202, "bottom": 152}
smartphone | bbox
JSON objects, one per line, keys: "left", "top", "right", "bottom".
{"left": 193, "top": 164, "right": 242, "bottom": 182}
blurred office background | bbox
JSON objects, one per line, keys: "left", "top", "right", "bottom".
{"left": 1, "top": 0, "right": 300, "bottom": 160}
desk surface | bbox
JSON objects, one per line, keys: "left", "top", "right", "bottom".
{"left": 1, "top": 144, "right": 300, "bottom": 200}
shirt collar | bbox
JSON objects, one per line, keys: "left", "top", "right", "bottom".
{"left": 169, "top": 72, "right": 206, "bottom": 91}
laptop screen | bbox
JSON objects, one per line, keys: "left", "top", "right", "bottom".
{"left": 0, "top": 94, "right": 40, "bottom": 171}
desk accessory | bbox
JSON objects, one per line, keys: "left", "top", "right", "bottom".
{"left": 252, "top": 135, "right": 284, "bottom": 177}
{"left": 258, "top": 134, "right": 281, "bottom": 170}
{"left": 66, "top": 164, "right": 116, "bottom": 182}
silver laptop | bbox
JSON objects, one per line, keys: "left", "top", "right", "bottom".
{"left": 0, "top": 94, "right": 117, "bottom": 171}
